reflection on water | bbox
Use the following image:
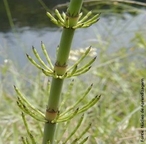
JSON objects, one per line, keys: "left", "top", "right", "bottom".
{"left": 0, "top": 0, "right": 146, "bottom": 68}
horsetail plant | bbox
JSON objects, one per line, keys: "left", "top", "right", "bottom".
{"left": 14, "top": 0, "right": 101, "bottom": 143}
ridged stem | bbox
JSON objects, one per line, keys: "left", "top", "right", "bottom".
{"left": 56, "top": 28, "right": 75, "bottom": 66}
{"left": 42, "top": 0, "right": 83, "bottom": 144}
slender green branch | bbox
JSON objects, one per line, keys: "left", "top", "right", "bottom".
{"left": 22, "top": 113, "right": 36, "bottom": 144}
{"left": 60, "top": 84, "right": 93, "bottom": 117}
{"left": 14, "top": 0, "right": 101, "bottom": 143}
{"left": 42, "top": 1, "right": 84, "bottom": 144}
{"left": 63, "top": 115, "right": 84, "bottom": 143}
{"left": 41, "top": 42, "right": 54, "bottom": 69}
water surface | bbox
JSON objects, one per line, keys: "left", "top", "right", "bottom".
{"left": 0, "top": 1, "right": 146, "bottom": 68}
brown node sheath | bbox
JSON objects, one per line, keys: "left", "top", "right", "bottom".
{"left": 45, "top": 108, "right": 59, "bottom": 122}
{"left": 54, "top": 62, "right": 67, "bottom": 76}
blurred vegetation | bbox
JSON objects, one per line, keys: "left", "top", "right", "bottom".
{"left": 0, "top": 32, "right": 145, "bottom": 143}
{"left": 0, "top": 0, "right": 146, "bottom": 144}
{"left": 1, "top": 0, "right": 69, "bottom": 32}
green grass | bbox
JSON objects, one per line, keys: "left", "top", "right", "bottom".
{"left": 0, "top": 1, "right": 146, "bottom": 144}
{"left": 0, "top": 31, "right": 145, "bottom": 143}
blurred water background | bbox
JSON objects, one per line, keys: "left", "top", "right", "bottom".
{"left": 0, "top": 0, "right": 146, "bottom": 69}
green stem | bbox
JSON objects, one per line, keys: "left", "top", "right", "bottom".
{"left": 67, "top": 0, "right": 83, "bottom": 16}
{"left": 48, "top": 79, "right": 64, "bottom": 110}
{"left": 43, "top": 122, "right": 56, "bottom": 144}
{"left": 42, "top": 79, "right": 63, "bottom": 144}
{"left": 56, "top": 28, "right": 75, "bottom": 66}
{"left": 3, "top": 0, "right": 15, "bottom": 32}
{"left": 42, "top": 0, "right": 83, "bottom": 144}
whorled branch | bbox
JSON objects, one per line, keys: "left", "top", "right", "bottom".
{"left": 27, "top": 43, "right": 96, "bottom": 79}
